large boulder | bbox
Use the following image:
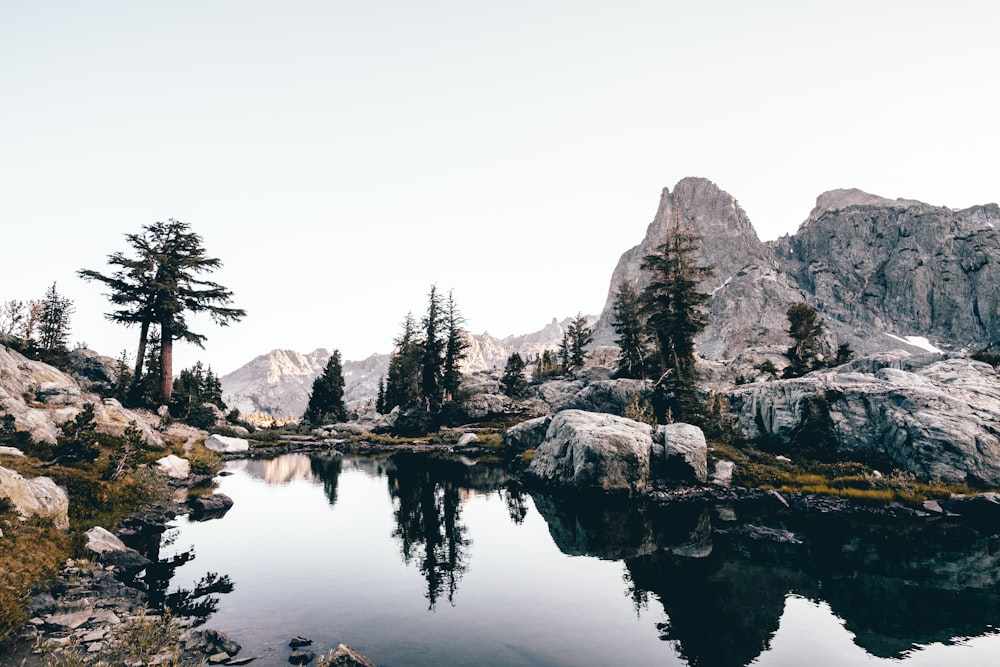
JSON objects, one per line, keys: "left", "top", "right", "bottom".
{"left": 204, "top": 434, "right": 250, "bottom": 453}
{"left": 726, "top": 354, "right": 1000, "bottom": 485}
{"left": 0, "top": 465, "right": 70, "bottom": 530}
{"left": 85, "top": 526, "right": 152, "bottom": 575}
{"left": 504, "top": 415, "right": 552, "bottom": 452}
{"left": 652, "top": 423, "right": 708, "bottom": 484}
{"left": 527, "top": 410, "right": 652, "bottom": 494}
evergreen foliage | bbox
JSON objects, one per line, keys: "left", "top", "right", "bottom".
{"left": 385, "top": 313, "right": 422, "bottom": 412}
{"left": 36, "top": 283, "right": 74, "bottom": 353}
{"left": 558, "top": 333, "right": 570, "bottom": 372}
{"left": 170, "top": 362, "right": 225, "bottom": 428}
{"left": 376, "top": 376, "right": 387, "bottom": 414}
{"left": 442, "top": 290, "right": 470, "bottom": 401}
{"left": 567, "top": 313, "right": 593, "bottom": 370}
{"left": 500, "top": 352, "right": 528, "bottom": 397}
{"left": 640, "top": 219, "right": 714, "bottom": 423}
{"left": 783, "top": 302, "right": 826, "bottom": 378}
{"left": 420, "top": 285, "right": 446, "bottom": 410}
{"left": 79, "top": 219, "right": 245, "bottom": 405}
{"left": 610, "top": 281, "right": 650, "bottom": 379}
{"left": 304, "top": 349, "right": 348, "bottom": 424}
{"left": 52, "top": 403, "right": 100, "bottom": 463}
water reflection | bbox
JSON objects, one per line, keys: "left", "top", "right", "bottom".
{"left": 157, "top": 453, "right": 1000, "bottom": 666}
{"left": 532, "top": 491, "right": 1000, "bottom": 666}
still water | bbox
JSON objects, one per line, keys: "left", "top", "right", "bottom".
{"left": 157, "top": 453, "right": 1000, "bottom": 666}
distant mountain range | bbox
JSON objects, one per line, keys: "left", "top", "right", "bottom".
{"left": 223, "top": 177, "right": 1000, "bottom": 418}
{"left": 221, "top": 317, "right": 589, "bottom": 417}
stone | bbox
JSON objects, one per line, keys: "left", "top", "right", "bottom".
{"left": 504, "top": 415, "right": 552, "bottom": 452}
{"left": 527, "top": 410, "right": 652, "bottom": 494}
{"left": 204, "top": 434, "right": 250, "bottom": 453}
{"left": 44, "top": 608, "right": 93, "bottom": 630}
{"left": 0, "top": 446, "right": 25, "bottom": 457}
{"left": 456, "top": 432, "right": 479, "bottom": 447}
{"left": 155, "top": 454, "right": 191, "bottom": 479}
{"left": 652, "top": 423, "right": 708, "bottom": 484}
{"left": 85, "top": 526, "right": 128, "bottom": 554}
{"left": 711, "top": 460, "right": 735, "bottom": 486}
{"left": 0, "top": 465, "right": 70, "bottom": 530}
{"left": 188, "top": 493, "right": 235, "bottom": 518}
{"left": 289, "top": 636, "right": 312, "bottom": 648}
{"left": 323, "top": 643, "right": 377, "bottom": 667}
{"left": 289, "top": 649, "right": 317, "bottom": 664}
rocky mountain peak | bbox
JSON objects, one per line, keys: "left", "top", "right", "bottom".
{"left": 805, "top": 188, "right": 925, "bottom": 223}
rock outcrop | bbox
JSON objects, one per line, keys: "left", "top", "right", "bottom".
{"left": 527, "top": 410, "right": 652, "bottom": 494}
{"left": 204, "top": 434, "right": 249, "bottom": 453}
{"left": 0, "top": 464, "right": 70, "bottom": 530}
{"left": 726, "top": 354, "right": 1000, "bottom": 485}
{"left": 0, "top": 344, "right": 162, "bottom": 447}
{"left": 652, "top": 423, "right": 708, "bottom": 484}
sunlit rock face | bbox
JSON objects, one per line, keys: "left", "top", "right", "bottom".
{"left": 726, "top": 353, "right": 1000, "bottom": 485}
{"left": 0, "top": 344, "right": 162, "bottom": 447}
{"left": 0, "top": 464, "right": 70, "bottom": 530}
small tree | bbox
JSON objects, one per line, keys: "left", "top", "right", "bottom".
{"left": 442, "top": 290, "right": 469, "bottom": 402}
{"left": 420, "top": 285, "right": 446, "bottom": 410}
{"left": 610, "top": 281, "right": 649, "bottom": 379}
{"left": 784, "top": 302, "right": 825, "bottom": 378}
{"left": 36, "top": 283, "right": 74, "bottom": 353}
{"left": 385, "top": 313, "right": 422, "bottom": 411}
{"left": 500, "top": 353, "right": 528, "bottom": 397}
{"left": 533, "top": 349, "right": 561, "bottom": 381}
{"left": 304, "top": 350, "right": 348, "bottom": 424}
{"left": 567, "top": 313, "right": 593, "bottom": 370}
{"left": 52, "top": 403, "right": 100, "bottom": 463}
{"left": 376, "top": 377, "right": 387, "bottom": 414}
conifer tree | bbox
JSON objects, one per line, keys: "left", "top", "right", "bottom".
{"left": 442, "top": 290, "right": 469, "bottom": 402}
{"left": 376, "top": 377, "right": 387, "bottom": 414}
{"left": 567, "top": 313, "right": 593, "bottom": 370}
{"left": 640, "top": 217, "right": 714, "bottom": 423}
{"left": 385, "top": 313, "right": 421, "bottom": 411}
{"left": 558, "top": 333, "right": 570, "bottom": 373}
{"left": 37, "top": 283, "right": 74, "bottom": 352}
{"left": 500, "top": 353, "right": 528, "bottom": 397}
{"left": 79, "top": 219, "right": 245, "bottom": 404}
{"left": 420, "top": 285, "right": 445, "bottom": 410}
{"left": 610, "top": 281, "right": 649, "bottom": 379}
{"left": 783, "top": 302, "right": 826, "bottom": 378}
{"left": 304, "top": 349, "right": 347, "bottom": 424}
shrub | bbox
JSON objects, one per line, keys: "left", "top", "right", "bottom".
{"left": 187, "top": 444, "right": 222, "bottom": 477}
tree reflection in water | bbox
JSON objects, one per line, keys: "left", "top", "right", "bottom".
{"left": 386, "top": 454, "right": 473, "bottom": 609}
{"left": 142, "top": 528, "right": 235, "bottom": 627}
{"left": 310, "top": 454, "right": 343, "bottom": 506}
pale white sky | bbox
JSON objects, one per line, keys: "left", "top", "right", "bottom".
{"left": 2, "top": 1, "right": 997, "bottom": 375}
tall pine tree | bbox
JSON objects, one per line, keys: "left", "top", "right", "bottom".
{"left": 640, "top": 216, "right": 714, "bottom": 423}
{"left": 385, "top": 313, "right": 421, "bottom": 411}
{"left": 420, "top": 285, "right": 445, "bottom": 410}
{"left": 442, "top": 290, "right": 469, "bottom": 402}
{"left": 304, "top": 349, "right": 347, "bottom": 424}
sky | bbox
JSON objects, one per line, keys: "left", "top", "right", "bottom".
{"left": 2, "top": 1, "right": 998, "bottom": 376}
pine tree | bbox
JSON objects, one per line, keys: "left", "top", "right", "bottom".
{"left": 640, "top": 217, "right": 714, "bottom": 423}
{"left": 610, "top": 281, "right": 649, "bottom": 379}
{"left": 533, "top": 349, "right": 560, "bottom": 381}
{"left": 385, "top": 313, "right": 422, "bottom": 411}
{"left": 304, "top": 349, "right": 347, "bottom": 424}
{"left": 442, "top": 290, "right": 469, "bottom": 402}
{"left": 420, "top": 285, "right": 445, "bottom": 410}
{"left": 79, "top": 219, "right": 245, "bottom": 404}
{"left": 567, "top": 313, "right": 593, "bottom": 370}
{"left": 36, "top": 283, "right": 74, "bottom": 352}
{"left": 500, "top": 353, "right": 528, "bottom": 397}
{"left": 558, "top": 333, "right": 570, "bottom": 373}
{"left": 376, "top": 377, "right": 387, "bottom": 414}
{"left": 783, "top": 302, "right": 825, "bottom": 378}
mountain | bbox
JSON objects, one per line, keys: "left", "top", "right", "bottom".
{"left": 224, "top": 178, "right": 999, "bottom": 416}
{"left": 221, "top": 318, "right": 586, "bottom": 417}
{"left": 594, "top": 177, "right": 1000, "bottom": 360}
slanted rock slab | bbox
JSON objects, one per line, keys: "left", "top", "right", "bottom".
{"left": 205, "top": 434, "right": 250, "bottom": 453}
{"left": 652, "top": 423, "right": 708, "bottom": 484}
{"left": 0, "top": 465, "right": 70, "bottom": 530}
{"left": 324, "top": 643, "right": 377, "bottom": 667}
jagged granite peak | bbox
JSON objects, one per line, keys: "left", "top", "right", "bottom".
{"left": 593, "top": 177, "right": 805, "bottom": 358}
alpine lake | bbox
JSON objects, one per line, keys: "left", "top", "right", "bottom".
{"left": 149, "top": 451, "right": 1000, "bottom": 667}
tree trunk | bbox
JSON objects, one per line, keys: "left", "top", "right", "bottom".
{"left": 160, "top": 329, "right": 173, "bottom": 405}
{"left": 131, "top": 320, "right": 150, "bottom": 385}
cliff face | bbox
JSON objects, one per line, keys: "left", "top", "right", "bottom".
{"left": 774, "top": 196, "right": 1000, "bottom": 350}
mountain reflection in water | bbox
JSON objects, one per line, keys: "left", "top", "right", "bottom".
{"left": 159, "top": 453, "right": 1000, "bottom": 666}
